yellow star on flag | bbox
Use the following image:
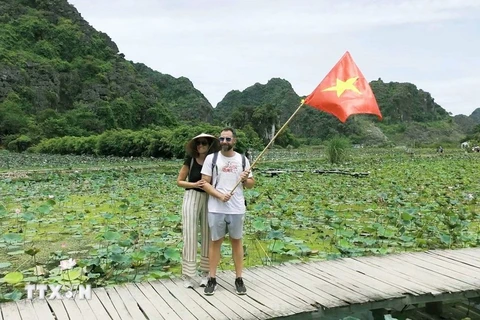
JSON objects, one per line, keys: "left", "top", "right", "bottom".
{"left": 322, "top": 77, "right": 361, "bottom": 97}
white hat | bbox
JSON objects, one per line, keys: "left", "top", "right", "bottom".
{"left": 185, "top": 133, "right": 221, "bottom": 156}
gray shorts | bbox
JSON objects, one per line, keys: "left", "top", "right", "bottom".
{"left": 208, "top": 213, "right": 244, "bottom": 241}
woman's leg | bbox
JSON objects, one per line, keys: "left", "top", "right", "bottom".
{"left": 182, "top": 190, "right": 201, "bottom": 279}
{"left": 199, "top": 194, "right": 210, "bottom": 281}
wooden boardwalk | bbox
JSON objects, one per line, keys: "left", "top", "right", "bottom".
{"left": 1, "top": 247, "right": 480, "bottom": 320}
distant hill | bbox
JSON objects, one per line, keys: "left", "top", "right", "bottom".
{"left": 213, "top": 77, "right": 458, "bottom": 145}
{"left": 0, "top": 0, "right": 212, "bottom": 146}
{"left": 469, "top": 108, "right": 480, "bottom": 123}
{"left": 369, "top": 79, "right": 449, "bottom": 123}
{"left": 0, "top": 0, "right": 470, "bottom": 150}
{"left": 453, "top": 115, "right": 477, "bottom": 133}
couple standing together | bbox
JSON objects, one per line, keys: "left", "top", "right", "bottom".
{"left": 176, "top": 127, "right": 254, "bottom": 296}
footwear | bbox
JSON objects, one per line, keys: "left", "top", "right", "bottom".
{"left": 235, "top": 277, "right": 247, "bottom": 295}
{"left": 204, "top": 277, "right": 217, "bottom": 295}
{"left": 200, "top": 272, "right": 209, "bottom": 287}
{"left": 182, "top": 275, "right": 194, "bottom": 289}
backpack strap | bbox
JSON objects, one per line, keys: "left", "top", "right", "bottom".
{"left": 242, "top": 153, "right": 246, "bottom": 171}
{"left": 211, "top": 152, "right": 219, "bottom": 187}
{"left": 186, "top": 157, "right": 194, "bottom": 182}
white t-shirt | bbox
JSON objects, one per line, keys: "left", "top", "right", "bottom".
{"left": 201, "top": 152, "right": 253, "bottom": 214}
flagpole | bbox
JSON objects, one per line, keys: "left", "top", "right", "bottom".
{"left": 230, "top": 100, "right": 306, "bottom": 194}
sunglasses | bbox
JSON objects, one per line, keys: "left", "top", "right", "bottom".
{"left": 219, "top": 137, "right": 232, "bottom": 142}
{"left": 195, "top": 140, "right": 209, "bottom": 146}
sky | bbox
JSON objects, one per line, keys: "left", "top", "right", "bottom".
{"left": 67, "top": 0, "right": 480, "bottom": 116}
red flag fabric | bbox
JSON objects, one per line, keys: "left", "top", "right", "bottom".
{"left": 304, "top": 51, "right": 382, "bottom": 123}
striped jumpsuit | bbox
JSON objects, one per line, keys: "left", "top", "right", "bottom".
{"left": 181, "top": 157, "right": 210, "bottom": 277}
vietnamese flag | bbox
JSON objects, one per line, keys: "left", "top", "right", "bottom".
{"left": 304, "top": 51, "right": 382, "bottom": 123}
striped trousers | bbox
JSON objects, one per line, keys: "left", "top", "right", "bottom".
{"left": 181, "top": 189, "right": 210, "bottom": 277}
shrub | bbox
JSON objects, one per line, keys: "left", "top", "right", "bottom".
{"left": 326, "top": 136, "right": 350, "bottom": 164}
{"left": 7, "top": 135, "right": 32, "bottom": 152}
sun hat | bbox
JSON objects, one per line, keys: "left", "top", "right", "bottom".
{"left": 185, "top": 133, "right": 221, "bottom": 157}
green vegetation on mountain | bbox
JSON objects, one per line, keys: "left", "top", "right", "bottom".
{"left": 214, "top": 78, "right": 365, "bottom": 144}
{"left": 453, "top": 114, "right": 477, "bottom": 134}
{"left": 213, "top": 77, "right": 466, "bottom": 147}
{"left": 469, "top": 108, "right": 480, "bottom": 124}
{"left": 0, "top": 0, "right": 212, "bottom": 151}
{"left": 0, "top": 0, "right": 477, "bottom": 155}
{"left": 369, "top": 79, "right": 449, "bottom": 123}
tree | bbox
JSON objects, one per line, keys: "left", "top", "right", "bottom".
{"left": 0, "top": 93, "right": 29, "bottom": 136}
{"left": 252, "top": 104, "right": 279, "bottom": 143}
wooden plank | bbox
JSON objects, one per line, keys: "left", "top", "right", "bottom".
{"left": 455, "top": 248, "right": 480, "bottom": 261}
{"left": 431, "top": 250, "right": 480, "bottom": 269}
{"left": 15, "top": 300, "right": 39, "bottom": 320}
{"left": 273, "top": 262, "right": 370, "bottom": 305}
{"left": 338, "top": 257, "right": 427, "bottom": 295}
{"left": 61, "top": 298, "right": 84, "bottom": 320}
{"left": 161, "top": 278, "right": 214, "bottom": 319}
{"left": 215, "top": 273, "right": 278, "bottom": 319}
{"left": 218, "top": 271, "right": 293, "bottom": 317}
{"left": 352, "top": 255, "right": 446, "bottom": 295}
{"left": 92, "top": 287, "right": 122, "bottom": 320}
{"left": 384, "top": 254, "right": 475, "bottom": 291}
{"left": 31, "top": 300, "right": 55, "bottom": 320}
{"left": 292, "top": 262, "right": 381, "bottom": 301}
{"left": 302, "top": 260, "right": 403, "bottom": 300}
{"left": 242, "top": 272, "right": 310, "bottom": 313}
{"left": 74, "top": 298, "right": 99, "bottom": 319}
{"left": 365, "top": 253, "right": 458, "bottom": 293}
{"left": 170, "top": 278, "right": 238, "bottom": 320}
{"left": 220, "top": 270, "right": 300, "bottom": 317}
{"left": 194, "top": 277, "right": 267, "bottom": 320}
{"left": 84, "top": 291, "right": 114, "bottom": 320}
{"left": 123, "top": 283, "right": 164, "bottom": 319}
{"left": 248, "top": 265, "right": 342, "bottom": 308}
{"left": 148, "top": 280, "right": 197, "bottom": 320}
{"left": 355, "top": 256, "right": 447, "bottom": 295}
{"left": 186, "top": 284, "right": 246, "bottom": 320}
{"left": 243, "top": 267, "right": 315, "bottom": 309}
{"left": 445, "top": 249, "right": 480, "bottom": 264}
{"left": 403, "top": 252, "right": 480, "bottom": 284}
{"left": 334, "top": 257, "right": 411, "bottom": 294}
{"left": 3, "top": 248, "right": 480, "bottom": 320}
{"left": 136, "top": 282, "right": 182, "bottom": 320}
{"left": 424, "top": 251, "right": 480, "bottom": 278}
{"left": 46, "top": 299, "right": 70, "bottom": 320}
{"left": 104, "top": 286, "right": 135, "bottom": 320}
{"left": 112, "top": 285, "right": 147, "bottom": 319}
{"left": 0, "top": 302, "right": 21, "bottom": 320}
{"left": 265, "top": 263, "right": 351, "bottom": 305}
{"left": 247, "top": 266, "right": 318, "bottom": 305}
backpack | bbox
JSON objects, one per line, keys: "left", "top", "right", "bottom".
{"left": 211, "top": 152, "right": 246, "bottom": 188}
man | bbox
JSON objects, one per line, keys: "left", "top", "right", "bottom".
{"left": 200, "top": 127, "right": 255, "bottom": 295}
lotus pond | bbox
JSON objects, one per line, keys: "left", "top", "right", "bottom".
{"left": 0, "top": 148, "right": 479, "bottom": 301}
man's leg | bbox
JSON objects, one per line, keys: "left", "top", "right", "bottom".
{"left": 230, "top": 238, "right": 243, "bottom": 277}
{"left": 209, "top": 237, "right": 224, "bottom": 278}
{"left": 227, "top": 214, "right": 247, "bottom": 295}
{"left": 205, "top": 212, "right": 226, "bottom": 295}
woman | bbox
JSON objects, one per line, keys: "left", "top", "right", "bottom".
{"left": 176, "top": 133, "right": 220, "bottom": 288}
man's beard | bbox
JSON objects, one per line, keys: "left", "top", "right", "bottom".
{"left": 222, "top": 144, "right": 233, "bottom": 151}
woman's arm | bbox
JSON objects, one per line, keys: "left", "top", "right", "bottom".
{"left": 177, "top": 165, "right": 199, "bottom": 189}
